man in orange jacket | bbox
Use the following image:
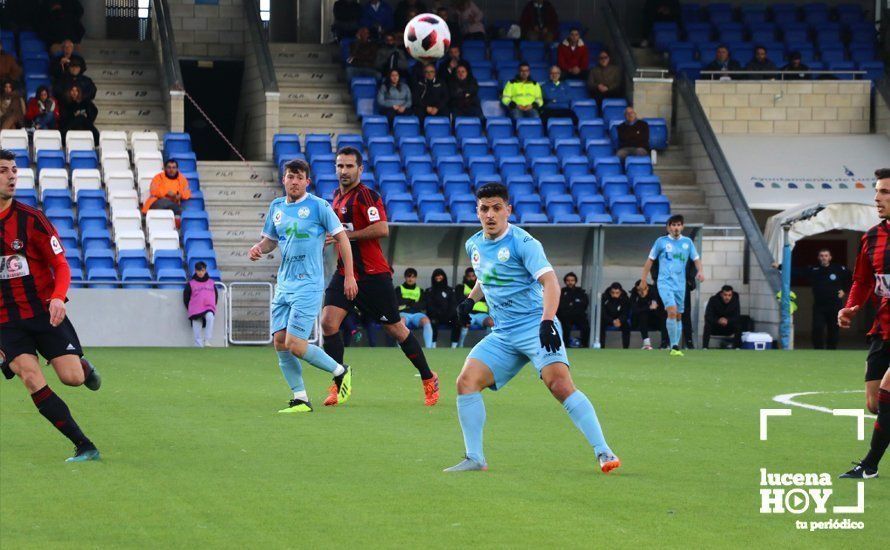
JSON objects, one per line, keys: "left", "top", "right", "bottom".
{"left": 143, "top": 159, "right": 191, "bottom": 216}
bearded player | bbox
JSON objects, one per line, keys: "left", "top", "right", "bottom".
{"left": 837, "top": 168, "right": 890, "bottom": 479}
{"left": 319, "top": 147, "right": 439, "bottom": 407}
{"left": 0, "top": 149, "right": 102, "bottom": 462}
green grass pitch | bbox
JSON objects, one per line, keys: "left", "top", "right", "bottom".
{"left": 1, "top": 348, "right": 886, "bottom": 548}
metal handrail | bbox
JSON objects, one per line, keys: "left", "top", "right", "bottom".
{"left": 601, "top": 0, "right": 637, "bottom": 102}
{"left": 699, "top": 70, "right": 867, "bottom": 79}
{"left": 676, "top": 76, "right": 781, "bottom": 294}
{"left": 243, "top": 0, "right": 279, "bottom": 93}
{"left": 152, "top": 0, "right": 183, "bottom": 91}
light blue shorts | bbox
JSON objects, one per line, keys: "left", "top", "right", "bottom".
{"left": 659, "top": 284, "right": 686, "bottom": 313}
{"left": 400, "top": 311, "right": 429, "bottom": 329}
{"left": 467, "top": 319, "right": 570, "bottom": 391}
{"left": 469, "top": 312, "right": 491, "bottom": 329}
{"left": 271, "top": 291, "right": 322, "bottom": 340}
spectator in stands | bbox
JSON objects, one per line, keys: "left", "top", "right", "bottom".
{"left": 616, "top": 106, "right": 650, "bottom": 161}
{"left": 394, "top": 0, "right": 427, "bottom": 33}
{"left": 375, "top": 32, "right": 410, "bottom": 75}
{"left": 413, "top": 63, "right": 450, "bottom": 121}
{"left": 540, "top": 65, "right": 575, "bottom": 125}
{"left": 37, "top": 0, "right": 85, "bottom": 51}
{"left": 456, "top": 267, "right": 493, "bottom": 346}
{"left": 50, "top": 39, "right": 85, "bottom": 82}
{"left": 630, "top": 279, "right": 667, "bottom": 350}
{"left": 502, "top": 62, "right": 543, "bottom": 120}
{"left": 0, "top": 44, "right": 22, "bottom": 84}
{"left": 453, "top": 0, "right": 485, "bottom": 42}
{"left": 396, "top": 267, "right": 435, "bottom": 348}
{"left": 448, "top": 64, "right": 482, "bottom": 118}
{"left": 377, "top": 68, "right": 413, "bottom": 124}
{"left": 183, "top": 261, "right": 218, "bottom": 348}
{"left": 53, "top": 57, "right": 95, "bottom": 105}
{"left": 557, "top": 28, "right": 589, "bottom": 80}
{"left": 702, "top": 45, "right": 741, "bottom": 80}
{"left": 438, "top": 45, "right": 471, "bottom": 87}
{"left": 360, "top": 0, "right": 395, "bottom": 39}
{"left": 600, "top": 282, "right": 631, "bottom": 349}
{"left": 519, "top": 0, "right": 558, "bottom": 42}
{"left": 703, "top": 285, "right": 742, "bottom": 349}
{"left": 587, "top": 49, "right": 623, "bottom": 106}
{"left": 0, "top": 80, "right": 26, "bottom": 130}
{"left": 426, "top": 268, "right": 460, "bottom": 348}
{"left": 806, "top": 248, "right": 851, "bottom": 350}
{"left": 142, "top": 159, "right": 192, "bottom": 217}
{"left": 640, "top": 0, "right": 680, "bottom": 48}
{"left": 25, "top": 85, "right": 59, "bottom": 129}
{"left": 782, "top": 51, "right": 810, "bottom": 80}
{"left": 557, "top": 272, "right": 590, "bottom": 348}
{"left": 58, "top": 84, "right": 97, "bottom": 142}
{"left": 346, "top": 27, "right": 380, "bottom": 81}
{"left": 745, "top": 45, "right": 779, "bottom": 79}
{"left": 332, "top": 0, "right": 363, "bottom": 41}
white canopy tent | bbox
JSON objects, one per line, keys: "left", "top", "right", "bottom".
{"left": 765, "top": 202, "right": 878, "bottom": 263}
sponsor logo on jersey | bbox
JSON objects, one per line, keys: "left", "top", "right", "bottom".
{"left": 273, "top": 210, "right": 283, "bottom": 224}
{"left": 50, "top": 236, "right": 63, "bottom": 255}
{"left": 298, "top": 207, "right": 310, "bottom": 219}
{"left": 682, "top": 243, "right": 689, "bottom": 249}
{"left": 471, "top": 247, "right": 481, "bottom": 268}
{"left": 497, "top": 247, "right": 510, "bottom": 262}
{"left": 0, "top": 255, "right": 30, "bottom": 280}
{"left": 367, "top": 206, "right": 381, "bottom": 222}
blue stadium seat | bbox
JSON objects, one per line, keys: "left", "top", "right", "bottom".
{"left": 336, "top": 133, "right": 364, "bottom": 152}
{"left": 491, "top": 137, "right": 520, "bottom": 159}
{"left": 497, "top": 156, "right": 527, "bottom": 180}
{"left": 625, "top": 157, "right": 653, "bottom": 179}
{"left": 519, "top": 212, "right": 549, "bottom": 224}
{"left": 579, "top": 119, "right": 606, "bottom": 143}
{"left": 514, "top": 195, "right": 543, "bottom": 217}
{"left": 417, "top": 193, "right": 446, "bottom": 217}
{"left": 304, "top": 134, "right": 332, "bottom": 160}
{"left": 152, "top": 249, "right": 183, "bottom": 271}
{"left": 16, "top": 188, "right": 38, "bottom": 207}
{"left": 87, "top": 266, "right": 119, "bottom": 286}
{"left": 490, "top": 39, "right": 516, "bottom": 62}
{"left": 538, "top": 176, "right": 567, "bottom": 200}
{"left": 516, "top": 119, "right": 544, "bottom": 140}
{"left": 46, "top": 208, "right": 75, "bottom": 231}
{"left": 561, "top": 156, "right": 589, "bottom": 180}
{"left": 156, "top": 267, "right": 187, "bottom": 289}
{"left": 566, "top": 80, "right": 588, "bottom": 100}
{"left": 471, "top": 61, "right": 494, "bottom": 81}
{"left": 394, "top": 116, "right": 421, "bottom": 141}
{"left": 669, "top": 42, "right": 696, "bottom": 65}
{"left": 69, "top": 150, "right": 98, "bottom": 170}
{"left": 601, "top": 99, "right": 628, "bottom": 123}
{"left": 423, "top": 211, "right": 453, "bottom": 223}
{"left": 632, "top": 175, "right": 662, "bottom": 198}
{"left": 554, "top": 138, "right": 583, "bottom": 161}
{"left": 85, "top": 249, "right": 115, "bottom": 272}
{"left": 463, "top": 40, "right": 487, "bottom": 61}
{"left": 461, "top": 137, "right": 490, "bottom": 158}
{"left": 828, "top": 61, "right": 857, "bottom": 79}
{"left": 434, "top": 155, "right": 464, "bottom": 178}
{"left": 65, "top": 249, "right": 83, "bottom": 271}
{"left": 522, "top": 137, "right": 552, "bottom": 160}
{"left": 423, "top": 117, "right": 452, "bottom": 141}
{"left": 379, "top": 174, "right": 408, "bottom": 197}
{"left": 477, "top": 80, "right": 499, "bottom": 101}
{"left": 449, "top": 193, "right": 476, "bottom": 213}
{"left": 164, "top": 133, "right": 193, "bottom": 156}
{"left": 546, "top": 118, "right": 575, "bottom": 142}
{"left": 507, "top": 179, "right": 535, "bottom": 202}
{"left": 118, "top": 250, "right": 149, "bottom": 273}
{"left": 653, "top": 22, "right": 680, "bottom": 52}
{"left": 519, "top": 40, "right": 547, "bottom": 62}
{"left": 569, "top": 175, "right": 599, "bottom": 199}
{"left": 674, "top": 61, "right": 703, "bottom": 80}
{"left": 81, "top": 228, "right": 112, "bottom": 251}
{"left": 646, "top": 118, "right": 669, "bottom": 150}
{"left": 601, "top": 175, "right": 630, "bottom": 199}
{"left": 315, "top": 176, "right": 339, "bottom": 199}
{"left": 443, "top": 172, "right": 472, "bottom": 192}
{"left": 37, "top": 150, "right": 65, "bottom": 173}
{"left": 121, "top": 267, "right": 153, "bottom": 288}
{"left": 584, "top": 212, "right": 613, "bottom": 224}
{"left": 486, "top": 117, "right": 514, "bottom": 143}
{"left": 404, "top": 155, "right": 434, "bottom": 179}
{"left": 373, "top": 154, "right": 402, "bottom": 177}
{"left": 454, "top": 117, "right": 483, "bottom": 140}
{"left": 41, "top": 189, "right": 72, "bottom": 211}
{"left": 362, "top": 115, "right": 389, "bottom": 140}
{"left": 578, "top": 195, "right": 607, "bottom": 218}
{"left": 75, "top": 189, "right": 106, "bottom": 211}
{"left": 586, "top": 139, "right": 614, "bottom": 162}
{"left": 273, "top": 134, "right": 301, "bottom": 163}
{"left": 390, "top": 210, "right": 420, "bottom": 223}
{"left": 11, "top": 148, "right": 29, "bottom": 169}
{"left": 594, "top": 156, "right": 623, "bottom": 179}
{"left": 310, "top": 154, "right": 336, "bottom": 178}
{"left": 859, "top": 61, "right": 886, "bottom": 81}
{"left": 182, "top": 190, "right": 205, "bottom": 212}
{"left": 24, "top": 73, "right": 50, "bottom": 100}
{"left": 77, "top": 209, "right": 108, "bottom": 232}
{"left": 411, "top": 176, "right": 439, "bottom": 199}
{"left": 468, "top": 156, "right": 497, "bottom": 179}
{"left": 350, "top": 77, "right": 377, "bottom": 99}
{"left": 850, "top": 47, "right": 876, "bottom": 64}
{"left": 819, "top": 46, "right": 845, "bottom": 64}
{"left": 168, "top": 151, "right": 197, "bottom": 173}
{"left": 531, "top": 156, "right": 560, "bottom": 181}
{"left": 749, "top": 26, "right": 776, "bottom": 45}
{"left": 184, "top": 231, "right": 214, "bottom": 256}
{"left": 572, "top": 100, "right": 599, "bottom": 122}
{"left": 186, "top": 252, "right": 218, "bottom": 274}
{"left": 684, "top": 22, "right": 713, "bottom": 43}
{"left": 429, "top": 136, "right": 458, "bottom": 159}
{"left": 398, "top": 136, "right": 427, "bottom": 159}
{"left": 641, "top": 195, "right": 671, "bottom": 222}
{"left": 609, "top": 194, "right": 639, "bottom": 215}
{"left": 367, "top": 136, "right": 396, "bottom": 160}
{"left": 385, "top": 192, "right": 414, "bottom": 215}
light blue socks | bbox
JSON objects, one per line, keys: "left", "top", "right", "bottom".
{"left": 667, "top": 317, "right": 681, "bottom": 347}
{"left": 563, "top": 390, "right": 611, "bottom": 456}
{"left": 456, "top": 392, "right": 486, "bottom": 463}
{"left": 422, "top": 322, "right": 434, "bottom": 348}
{"left": 277, "top": 350, "right": 304, "bottom": 394}
{"left": 302, "top": 344, "right": 341, "bottom": 374}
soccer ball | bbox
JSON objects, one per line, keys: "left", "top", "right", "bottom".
{"left": 404, "top": 13, "right": 451, "bottom": 61}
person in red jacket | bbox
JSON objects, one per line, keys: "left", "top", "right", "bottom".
{"left": 557, "top": 28, "right": 589, "bottom": 80}
{"left": 25, "top": 85, "right": 60, "bottom": 129}
{"left": 837, "top": 168, "right": 890, "bottom": 479}
{"left": 519, "top": 0, "right": 558, "bottom": 42}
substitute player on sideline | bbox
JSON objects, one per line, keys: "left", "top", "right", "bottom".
{"left": 0, "top": 148, "right": 102, "bottom": 462}
{"left": 640, "top": 214, "right": 704, "bottom": 356}
{"left": 249, "top": 159, "right": 357, "bottom": 413}
{"left": 837, "top": 168, "right": 890, "bottom": 479}
{"left": 445, "top": 183, "right": 619, "bottom": 473}
{"left": 319, "top": 147, "right": 439, "bottom": 407}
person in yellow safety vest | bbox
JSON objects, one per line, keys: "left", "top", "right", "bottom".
{"left": 501, "top": 62, "right": 543, "bottom": 120}
{"left": 454, "top": 267, "right": 494, "bottom": 347}
{"left": 396, "top": 268, "right": 434, "bottom": 348}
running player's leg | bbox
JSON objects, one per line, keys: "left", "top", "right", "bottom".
{"left": 321, "top": 272, "right": 351, "bottom": 364}
{"left": 43, "top": 318, "right": 100, "bottom": 390}
{"left": 284, "top": 293, "right": 346, "bottom": 376}
{"left": 864, "top": 338, "right": 888, "bottom": 414}
{"left": 863, "top": 369, "right": 890, "bottom": 471}
{"left": 662, "top": 287, "right": 684, "bottom": 353}
{"left": 273, "top": 329, "right": 307, "bottom": 405}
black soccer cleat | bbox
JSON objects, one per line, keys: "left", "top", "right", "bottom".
{"left": 839, "top": 461, "right": 878, "bottom": 479}
{"left": 82, "top": 358, "right": 101, "bottom": 391}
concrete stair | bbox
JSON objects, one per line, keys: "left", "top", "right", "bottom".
{"left": 271, "top": 42, "right": 362, "bottom": 139}
{"left": 654, "top": 146, "right": 712, "bottom": 224}
{"left": 80, "top": 39, "right": 168, "bottom": 135}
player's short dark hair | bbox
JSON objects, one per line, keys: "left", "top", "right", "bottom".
{"left": 667, "top": 214, "right": 685, "bottom": 225}
{"left": 564, "top": 272, "right": 577, "bottom": 282}
{"left": 336, "top": 146, "right": 363, "bottom": 167}
{"left": 475, "top": 182, "right": 509, "bottom": 203}
{"left": 721, "top": 285, "right": 734, "bottom": 293}
{"left": 284, "top": 158, "right": 310, "bottom": 176}
{"left": 195, "top": 261, "right": 207, "bottom": 270}
{"left": 876, "top": 168, "right": 890, "bottom": 180}
{"left": 404, "top": 267, "right": 418, "bottom": 277}
{"left": 0, "top": 148, "right": 16, "bottom": 161}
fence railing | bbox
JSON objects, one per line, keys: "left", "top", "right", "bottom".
{"left": 602, "top": 0, "right": 637, "bottom": 102}
{"left": 244, "top": 0, "right": 279, "bottom": 94}
{"left": 699, "top": 70, "right": 867, "bottom": 80}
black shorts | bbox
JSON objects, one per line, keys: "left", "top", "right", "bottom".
{"left": 865, "top": 337, "right": 890, "bottom": 382}
{"left": 0, "top": 313, "right": 84, "bottom": 366}
{"left": 325, "top": 272, "right": 401, "bottom": 325}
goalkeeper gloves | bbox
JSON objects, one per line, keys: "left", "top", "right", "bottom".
{"left": 539, "top": 320, "right": 562, "bottom": 352}
{"left": 457, "top": 298, "right": 475, "bottom": 326}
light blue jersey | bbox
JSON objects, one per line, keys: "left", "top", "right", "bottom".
{"left": 648, "top": 234, "right": 699, "bottom": 290}
{"left": 263, "top": 193, "right": 343, "bottom": 338}
{"left": 465, "top": 224, "right": 553, "bottom": 333}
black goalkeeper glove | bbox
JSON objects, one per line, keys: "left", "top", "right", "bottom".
{"left": 539, "top": 320, "right": 562, "bottom": 353}
{"left": 457, "top": 298, "right": 475, "bottom": 326}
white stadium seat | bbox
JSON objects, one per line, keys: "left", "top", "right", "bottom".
{"left": 71, "top": 169, "right": 102, "bottom": 194}
{"left": 115, "top": 229, "right": 148, "bottom": 252}
{"left": 15, "top": 168, "right": 35, "bottom": 189}
{"left": 105, "top": 169, "right": 135, "bottom": 192}
{"left": 0, "top": 129, "right": 29, "bottom": 151}
{"left": 145, "top": 209, "right": 176, "bottom": 239}
{"left": 101, "top": 150, "right": 131, "bottom": 175}
{"left": 99, "top": 131, "right": 129, "bottom": 155}
{"left": 65, "top": 131, "right": 95, "bottom": 159}
{"left": 33, "top": 130, "right": 62, "bottom": 154}
{"left": 111, "top": 209, "right": 143, "bottom": 234}
{"left": 130, "top": 132, "right": 160, "bottom": 155}
{"left": 137, "top": 174, "right": 153, "bottom": 202}
{"left": 38, "top": 168, "right": 69, "bottom": 191}
{"left": 149, "top": 231, "right": 181, "bottom": 256}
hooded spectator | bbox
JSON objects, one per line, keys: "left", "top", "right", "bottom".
{"left": 448, "top": 64, "right": 482, "bottom": 118}
{"left": 0, "top": 43, "right": 22, "bottom": 83}
{"left": 53, "top": 57, "right": 95, "bottom": 105}
{"left": 630, "top": 279, "right": 667, "bottom": 350}
{"left": 375, "top": 32, "right": 410, "bottom": 75}
{"left": 332, "top": 0, "right": 363, "bottom": 41}
{"left": 557, "top": 272, "right": 590, "bottom": 348}
{"left": 600, "top": 282, "right": 631, "bottom": 349}
{"left": 413, "top": 63, "right": 450, "bottom": 121}
{"left": 58, "top": 84, "right": 97, "bottom": 141}
{"left": 519, "top": 0, "right": 558, "bottom": 42}
{"left": 587, "top": 49, "right": 623, "bottom": 106}
{"left": 183, "top": 261, "right": 218, "bottom": 348}
{"left": 377, "top": 68, "right": 413, "bottom": 124}
{"left": 25, "top": 85, "right": 60, "bottom": 129}
{"left": 453, "top": 0, "right": 485, "bottom": 41}
{"left": 426, "top": 268, "right": 460, "bottom": 348}
{"left": 557, "top": 28, "right": 589, "bottom": 79}
{"left": 437, "top": 45, "right": 472, "bottom": 87}
{"left": 50, "top": 38, "right": 86, "bottom": 81}
{"left": 0, "top": 79, "right": 26, "bottom": 130}
{"left": 359, "top": 0, "right": 395, "bottom": 39}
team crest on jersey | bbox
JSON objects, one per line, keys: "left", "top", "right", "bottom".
{"left": 297, "top": 207, "right": 310, "bottom": 219}
{"left": 273, "top": 210, "right": 283, "bottom": 224}
{"left": 50, "top": 236, "right": 63, "bottom": 255}
{"left": 665, "top": 243, "right": 673, "bottom": 252}
{"left": 682, "top": 243, "right": 689, "bottom": 249}
{"left": 10, "top": 239, "right": 23, "bottom": 251}
{"left": 829, "top": 273, "right": 837, "bottom": 281}
{"left": 497, "top": 247, "right": 510, "bottom": 262}
{"left": 471, "top": 247, "right": 481, "bottom": 268}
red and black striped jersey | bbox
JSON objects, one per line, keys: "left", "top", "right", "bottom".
{"left": 0, "top": 200, "right": 71, "bottom": 323}
{"left": 846, "top": 220, "right": 890, "bottom": 340}
{"left": 331, "top": 183, "right": 392, "bottom": 280}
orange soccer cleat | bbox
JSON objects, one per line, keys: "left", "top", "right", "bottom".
{"left": 423, "top": 371, "right": 440, "bottom": 406}
{"left": 323, "top": 383, "right": 339, "bottom": 406}
{"left": 323, "top": 365, "right": 352, "bottom": 406}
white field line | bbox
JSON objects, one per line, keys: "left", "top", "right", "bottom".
{"left": 773, "top": 390, "right": 877, "bottom": 419}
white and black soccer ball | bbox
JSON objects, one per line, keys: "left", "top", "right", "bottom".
{"left": 404, "top": 13, "right": 451, "bottom": 61}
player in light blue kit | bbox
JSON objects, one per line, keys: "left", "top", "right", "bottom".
{"left": 248, "top": 159, "right": 358, "bottom": 413}
{"left": 640, "top": 214, "right": 704, "bottom": 357}
{"left": 444, "top": 183, "right": 620, "bottom": 473}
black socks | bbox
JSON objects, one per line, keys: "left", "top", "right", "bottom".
{"left": 863, "top": 388, "right": 890, "bottom": 469}
{"left": 399, "top": 333, "right": 433, "bottom": 380}
{"left": 323, "top": 332, "right": 345, "bottom": 364}
{"left": 31, "top": 386, "right": 92, "bottom": 449}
